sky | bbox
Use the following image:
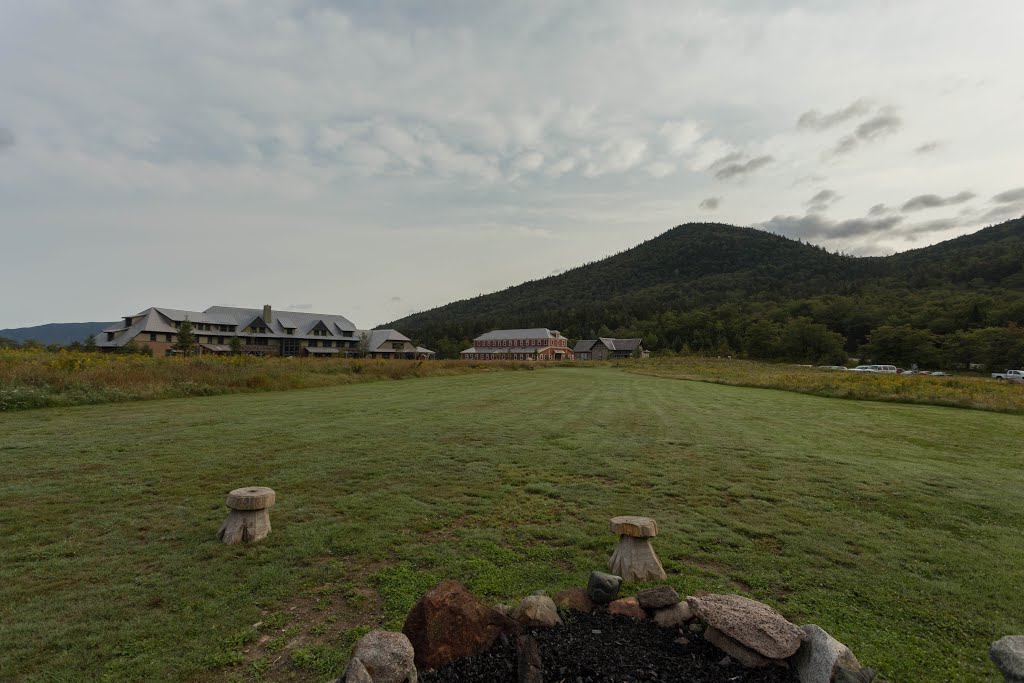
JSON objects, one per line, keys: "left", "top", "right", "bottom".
{"left": 1, "top": 1, "right": 1023, "bottom": 329}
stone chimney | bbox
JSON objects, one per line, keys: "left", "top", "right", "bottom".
{"left": 262, "top": 304, "right": 273, "bottom": 323}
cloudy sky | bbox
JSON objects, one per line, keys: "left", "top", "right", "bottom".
{"left": 1, "top": 1, "right": 1023, "bottom": 328}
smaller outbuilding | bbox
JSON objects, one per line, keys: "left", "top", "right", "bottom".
{"left": 572, "top": 337, "right": 648, "bottom": 360}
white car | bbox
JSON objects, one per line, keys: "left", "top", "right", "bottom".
{"left": 847, "top": 364, "right": 897, "bottom": 374}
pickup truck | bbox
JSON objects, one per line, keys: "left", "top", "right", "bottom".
{"left": 991, "top": 370, "right": 1024, "bottom": 380}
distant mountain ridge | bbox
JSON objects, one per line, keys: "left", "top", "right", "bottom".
{"left": 387, "top": 218, "right": 1024, "bottom": 361}
{"left": 0, "top": 322, "right": 117, "bottom": 346}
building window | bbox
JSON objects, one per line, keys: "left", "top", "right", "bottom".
{"left": 218, "top": 336, "right": 225, "bottom": 344}
{"left": 343, "top": 331, "right": 353, "bottom": 337}
{"left": 165, "top": 334, "right": 172, "bottom": 342}
{"left": 286, "top": 329, "right": 293, "bottom": 335}
{"left": 149, "top": 333, "right": 157, "bottom": 341}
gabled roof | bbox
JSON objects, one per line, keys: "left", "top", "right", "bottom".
{"left": 204, "top": 306, "right": 356, "bottom": 339}
{"left": 244, "top": 315, "right": 273, "bottom": 331}
{"left": 360, "top": 328, "right": 412, "bottom": 352}
{"left": 98, "top": 305, "right": 361, "bottom": 346}
{"left": 573, "top": 339, "right": 597, "bottom": 353}
{"left": 97, "top": 308, "right": 179, "bottom": 347}
{"left": 475, "top": 328, "right": 562, "bottom": 340}
{"left": 598, "top": 337, "right": 643, "bottom": 352}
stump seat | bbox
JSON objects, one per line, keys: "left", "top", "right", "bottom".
{"left": 218, "top": 486, "right": 276, "bottom": 544}
{"left": 608, "top": 515, "right": 666, "bottom": 582}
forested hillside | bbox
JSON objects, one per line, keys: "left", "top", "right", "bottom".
{"left": 388, "top": 218, "right": 1024, "bottom": 368}
{"left": 0, "top": 322, "right": 116, "bottom": 348}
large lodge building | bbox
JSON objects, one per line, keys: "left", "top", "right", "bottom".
{"left": 460, "top": 328, "right": 573, "bottom": 361}
{"left": 96, "top": 304, "right": 434, "bottom": 359}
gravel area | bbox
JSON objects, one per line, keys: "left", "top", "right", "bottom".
{"left": 420, "top": 608, "right": 799, "bottom": 682}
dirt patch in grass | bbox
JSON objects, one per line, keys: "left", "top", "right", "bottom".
{"left": 211, "top": 563, "right": 387, "bottom": 683}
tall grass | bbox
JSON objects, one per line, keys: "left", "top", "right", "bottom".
{"left": 0, "top": 349, "right": 542, "bottom": 412}
{"left": 621, "top": 356, "right": 1024, "bottom": 414}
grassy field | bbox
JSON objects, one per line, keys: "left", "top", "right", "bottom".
{"left": 0, "top": 349, "right": 539, "bottom": 411}
{"left": 623, "top": 356, "right": 1024, "bottom": 414}
{"left": 1, "top": 368, "right": 1022, "bottom": 682}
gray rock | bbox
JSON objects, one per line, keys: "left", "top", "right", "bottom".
{"left": 991, "top": 636, "right": 1024, "bottom": 683}
{"left": 517, "top": 634, "right": 543, "bottom": 683}
{"left": 587, "top": 570, "right": 622, "bottom": 604}
{"left": 687, "top": 593, "right": 804, "bottom": 660}
{"left": 792, "top": 625, "right": 860, "bottom": 683}
{"left": 637, "top": 585, "right": 681, "bottom": 610}
{"left": 512, "top": 594, "right": 561, "bottom": 628}
{"left": 834, "top": 666, "right": 880, "bottom": 683}
{"left": 688, "top": 622, "right": 704, "bottom": 633}
{"left": 350, "top": 630, "right": 417, "bottom": 683}
{"left": 704, "top": 626, "right": 779, "bottom": 668}
{"left": 494, "top": 604, "right": 511, "bottom": 616}
{"left": 654, "top": 602, "right": 694, "bottom": 628}
{"left": 342, "top": 657, "right": 373, "bottom": 683}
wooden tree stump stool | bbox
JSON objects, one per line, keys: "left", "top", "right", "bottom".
{"left": 608, "top": 515, "right": 667, "bottom": 582}
{"left": 218, "top": 486, "right": 276, "bottom": 544}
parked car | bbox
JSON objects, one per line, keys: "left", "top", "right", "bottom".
{"left": 848, "top": 364, "right": 897, "bottom": 374}
{"left": 929, "top": 371, "right": 951, "bottom": 377}
{"left": 817, "top": 365, "right": 848, "bottom": 370}
{"left": 991, "top": 370, "right": 1024, "bottom": 380}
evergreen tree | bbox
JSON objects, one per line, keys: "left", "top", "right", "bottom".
{"left": 175, "top": 319, "right": 196, "bottom": 356}
{"left": 229, "top": 336, "right": 243, "bottom": 356}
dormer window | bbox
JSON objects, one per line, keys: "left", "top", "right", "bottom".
{"left": 309, "top": 321, "right": 333, "bottom": 337}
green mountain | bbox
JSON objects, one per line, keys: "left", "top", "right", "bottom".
{"left": 0, "top": 322, "right": 116, "bottom": 347}
{"left": 388, "top": 218, "right": 1024, "bottom": 368}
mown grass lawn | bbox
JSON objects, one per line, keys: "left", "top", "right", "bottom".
{"left": 1, "top": 367, "right": 1022, "bottom": 682}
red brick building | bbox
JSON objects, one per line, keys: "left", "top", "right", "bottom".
{"left": 460, "top": 328, "right": 573, "bottom": 361}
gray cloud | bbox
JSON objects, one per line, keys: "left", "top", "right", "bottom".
{"left": 797, "top": 100, "right": 872, "bottom": 131}
{"left": 806, "top": 189, "right": 840, "bottom": 212}
{"left": 389, "top": 296, "right": 402, "bottom": 302}
{"left": 913, "top": 141, "right": 941, "bottom": 154}
{"left": 980, "top": 202, "right": 1024, "bottom": 224}
{"left": 903, "top": 218, "right": 961, "bottom": 235}
{"left": 710, "top": 154, "right": 773, "bottom": 181}
{"left": 0, "top": 127, "right": 14, "bottom": 152}
{"left": 993, "top": 187, "right": 1024, "bottom": 204}
{"left": 286, "top": 303, "right": 312, "bottom": 310}
{"left": 699, "top": 197, "right": 721, "bottom": 210}
{"left": 0, "top": 2, "right": 1021, "bottom": 325}
{"left": 759, "top": 213, "right": 904, "bottom": 241}
{"left": 868, "top": 203, "right": 894, "bottom": 216}
{"left": 901, "top": 191, "right": 975, "bottom": 212}
{"left": 830, "top": 108, "right": 903, "bottom": 156}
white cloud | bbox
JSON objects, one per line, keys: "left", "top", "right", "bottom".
{"left": 660, "top": 120, "right": 703, "bottom": 155}
{"left": 1, "top": 0, "right": 1023, "bottom": 325}
{"left": 645, "top": 161, "right": 676, "bottom": 178}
